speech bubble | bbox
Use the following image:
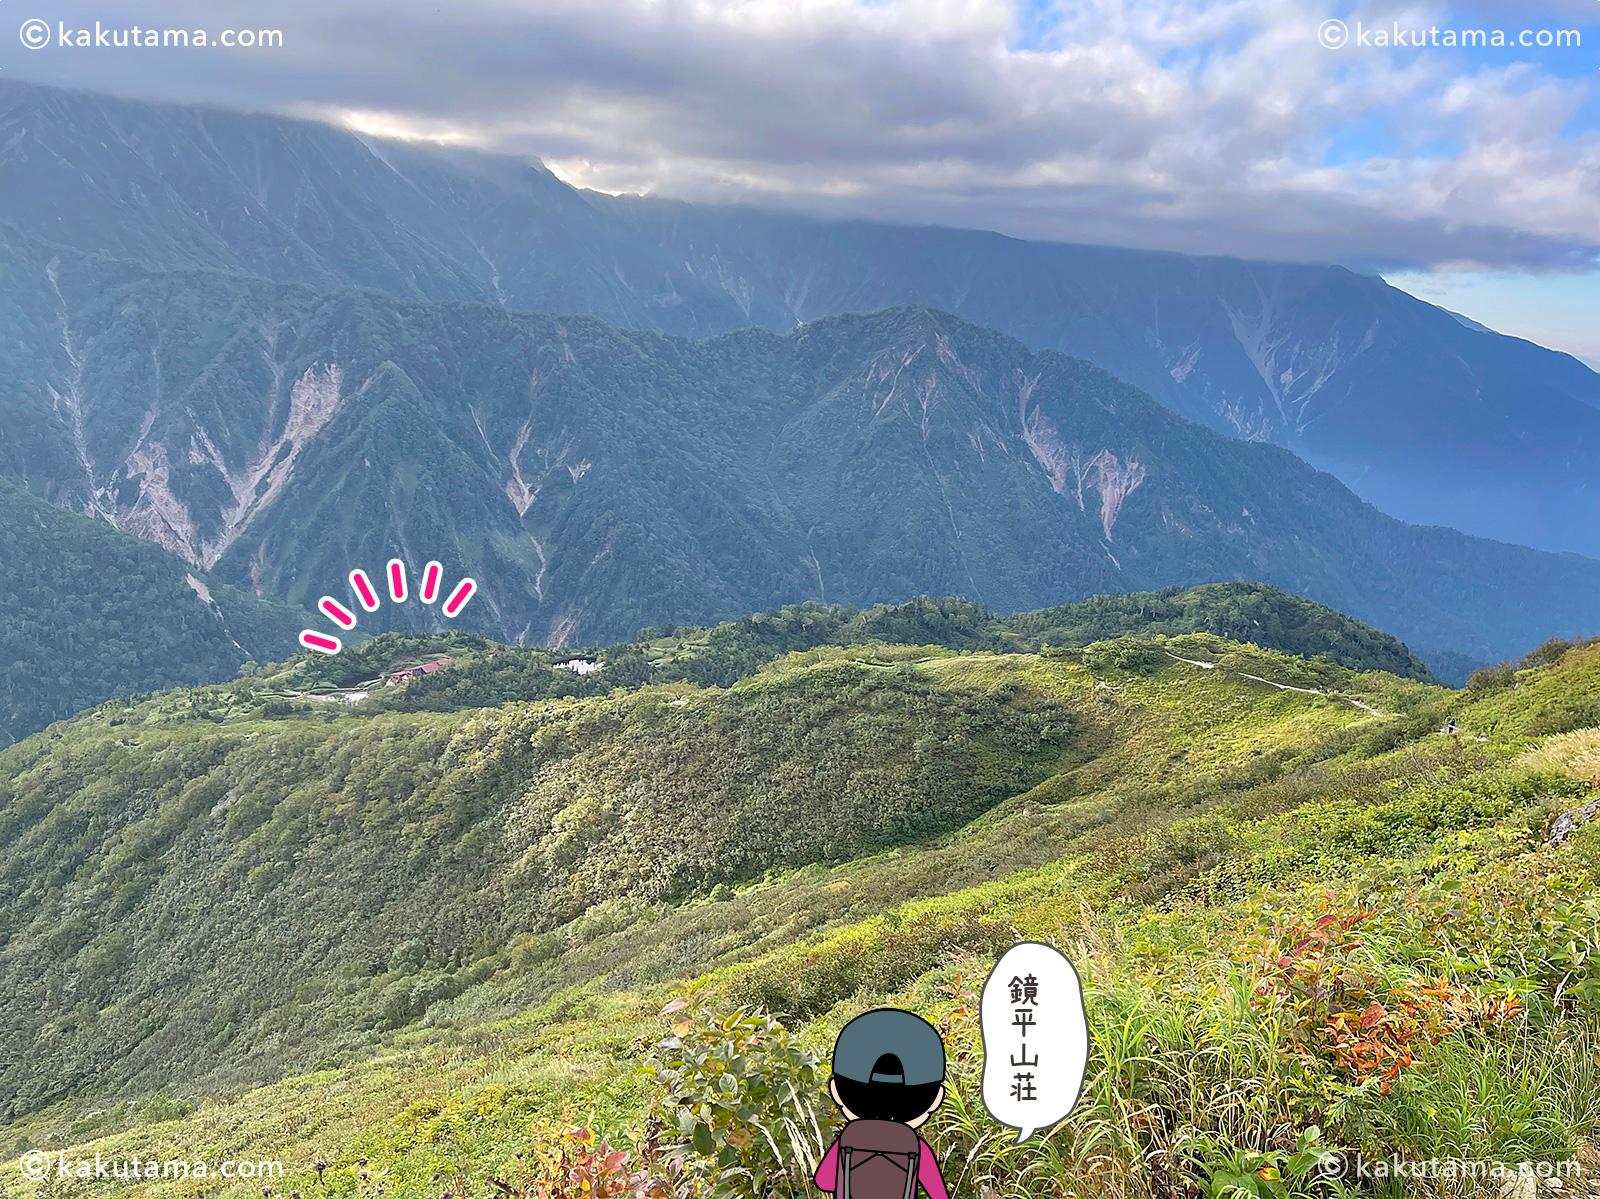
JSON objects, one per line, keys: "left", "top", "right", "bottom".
{"left": 979, "top": 941, "right": 1088, "bottom": 1144}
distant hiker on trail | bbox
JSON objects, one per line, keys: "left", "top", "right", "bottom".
{"left": 814, "top": 1009, "right": 951, "bottom": 1199}
{"left": 1445, "top": 718, "right": 1458, "bottom": 735}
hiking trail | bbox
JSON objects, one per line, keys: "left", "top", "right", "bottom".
{"left": 1164, "top": 651, "right": 1388, "bottom": 718}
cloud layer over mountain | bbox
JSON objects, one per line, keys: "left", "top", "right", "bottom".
{"left": 9, "top": 0, "right": 1598, "bottom": 273}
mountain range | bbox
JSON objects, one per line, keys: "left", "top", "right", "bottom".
{"left": 3, "top": 78, "right": 1600, "bottom": 686}
{"left": 4, "top": 237, "right": 1596, "bottom": 666}
{"left": 3, "top": 79, "right": 1597, "bottom": 558}
{"left": 6, "top": 79, "right": 1600, "bottom": 1196}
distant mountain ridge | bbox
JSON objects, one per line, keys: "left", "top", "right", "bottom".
{"left": 3, "top": 244, "right": 1596, "bottom": 663}
{"left": 3, "top": 79, "right": 1598, "bottom": 556}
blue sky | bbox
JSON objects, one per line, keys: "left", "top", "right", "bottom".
{"left": 5, "top": 0, "right": 1597, "bottom": 360}
{"left": 1387, "top": 270, "right": 1600, "bottom": 365}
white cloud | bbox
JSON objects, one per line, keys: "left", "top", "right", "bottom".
{"left": 10, "top": 0, "right": 1600, "bottom": 270}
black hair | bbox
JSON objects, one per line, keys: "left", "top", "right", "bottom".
{"left": 832, "top": 1054, "right": 943, "bottom": 1123}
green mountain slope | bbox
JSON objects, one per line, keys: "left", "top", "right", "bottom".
{"left": 6, "top": 630, "right": 1600, "bottom": 1199}
{"left": 1003, "top": 581, "right": 1437, "bottom": 679}
{"left": 0, "top": 626, "right": 1427, "bottom": 1120}
{"left": 0, "top": 476, "right": 308, "bottom": 745}
{"left": 327, "top": 586, "right": 1436, "bottom": 720}
{"left": 5, "top": 254, "right": 1599, "bottom": 663}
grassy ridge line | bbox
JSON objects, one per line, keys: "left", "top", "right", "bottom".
{"left": 283, "top": 584, "right": 1437, "bottom": 720}
{"left": 1005, "top": 581, "right": 1437, "bottom": 681}
{"left": 3, "top": 647, "right": 1598, "bottom": 1198}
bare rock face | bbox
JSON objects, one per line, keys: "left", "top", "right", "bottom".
{"left": 1091, "top": 450, "right": 1146, "bottom": 542}
{"left": 112, "top": 364, "right": 344, "bottom": 568}
{"left": 1549, "top": 798, "right": 1600, "bottom": 847}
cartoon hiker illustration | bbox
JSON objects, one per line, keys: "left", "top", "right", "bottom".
{"left": 814, "top": 1008, "right": 951, "bottom": 1199}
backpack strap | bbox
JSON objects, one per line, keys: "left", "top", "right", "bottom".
{"left": 901, "top": 1142, "right": 919, "bottom": 1199}
{"left": 838, "top": 1147, "right": 851, "bottom": 1199}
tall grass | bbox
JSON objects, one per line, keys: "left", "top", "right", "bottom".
{"left": 654, "top": 858, "right": 1600, "bottom": 1199}
{"left": 1518, "top": 730, "right": 1600, "bottom": 787}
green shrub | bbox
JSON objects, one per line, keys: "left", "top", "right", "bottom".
{"left": 645, "top": 991, "right": 834, "bottom": 1199}
{"left": 1187, "top": 1126, "right": 1343, "bottom": 1199}
{"left": 729, "top": 909, "right": 1015, "bottom": 1020}
{"left": 1525, "top": 701, "right": 1600, "bottom": 737}
{"left": 1081, "top": 638, "right": 1169, "bottom": 675}
{"left": 1520, "top": 637, "right": 1599, "bottom": 671}
{"left": 1466, "top": 662, "right": 1519, "bottom": 693}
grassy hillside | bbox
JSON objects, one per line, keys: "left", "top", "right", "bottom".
{"left": 0, "top": 476, "right": 309, "bottom": 745}
{"left": 0, "top": 627, "right": 1397, "bottom": 1116}
{"left": 4, "top": 626, "right": 1600, "bottom": 1199}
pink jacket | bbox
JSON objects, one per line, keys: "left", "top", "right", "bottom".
{"left": 813, "top": 1135, "right": 950, "bottom": 1199}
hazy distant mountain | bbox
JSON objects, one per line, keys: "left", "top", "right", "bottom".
{"left": 5, "top": 235, "right": 1597, "bottom": 662}
{"left": 3, "top": 80, "right": 1597, "bottom": 557}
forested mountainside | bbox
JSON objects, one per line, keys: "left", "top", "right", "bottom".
{"left": 0, "top": 489, "right": 1444, "bottom": 745}
{"left": 3, "top": 621, "right": 1600, "bottom": 1199}
{"left": 0, "top": 475, "right": 305, "bottom": 745}
{"left": 3, "top": 79, "right": 1598, "bottom": 554}
{"left": 4, "top": 247, "right": 1597, "bottom": 663}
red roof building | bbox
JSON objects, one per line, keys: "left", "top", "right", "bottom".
{"left": 387, "top": 657, "right": 452, "bottom": 685}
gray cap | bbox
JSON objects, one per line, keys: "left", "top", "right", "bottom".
{"left": 832, "top": 1008, "right": 946, "bottom": 1086}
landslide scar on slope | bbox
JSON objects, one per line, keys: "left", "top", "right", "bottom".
{"left": 1090, "top": 450, "right": 1146, "bottom": 542}
{"left": 116, "top": 363, "right": 344, "bottom": 567}
{"left": 1015, "top": 369, "right": 1147, "bottom": 539}
{"left": 119, "top": 443, "right": 199, "bottom": 558}
{"left": 1016, "top": 369, "right": 1072, "bottom": 494}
